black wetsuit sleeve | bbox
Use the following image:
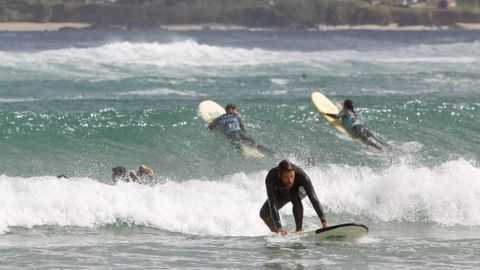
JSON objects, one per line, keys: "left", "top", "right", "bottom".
{"left": 324, "top": 113, "right": 339, "bottom": 119}
{"left": 265, "top": 170, "right": 282, "bottom": 229}
{"left": 325, "top": 109, "right": 348, "bottom": 120}
{"left": 208, "top": 115, "right": 222, "bottom": 129}
{"left": 239, "top": 117, "right": 246, "bottom": 132}
{"left": 296, "top": 167, "right": 326, "bottom": 221}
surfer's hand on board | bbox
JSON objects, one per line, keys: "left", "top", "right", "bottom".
{"left": 277, "top": 227, "right": 288, "bottom": 236}
{"left": 321, "top": 219, "right": 329, "bottom": 228}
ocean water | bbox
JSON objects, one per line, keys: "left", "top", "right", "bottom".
{"left": 0, "top": 29, "right": 479, "bottom": 269}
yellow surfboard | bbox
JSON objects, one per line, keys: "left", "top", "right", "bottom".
{"left": 311, "top": 92, "right": 354, "bottom": 138}
{"left": 198, "top": 100, "right": 266, "bottom": 159}
{"left": 311, "top": 92, "right": 385, "bottom": 150}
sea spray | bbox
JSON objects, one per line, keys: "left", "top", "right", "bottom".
{"left": 1, "top": 159, "right": 478, "bottom": 236}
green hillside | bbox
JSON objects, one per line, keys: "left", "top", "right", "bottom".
{"left": 1, "top": 0, "right": 480, "bottom": 28}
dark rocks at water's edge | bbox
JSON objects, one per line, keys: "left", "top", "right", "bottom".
{"left": 1, "top": 0, "right": 480, "bottom": 29}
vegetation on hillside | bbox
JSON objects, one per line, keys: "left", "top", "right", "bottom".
{"left": 1, "top": 0, "right": 480, "bottom": 28}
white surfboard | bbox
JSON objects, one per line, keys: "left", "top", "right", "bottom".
{"left": 198, "top": 100, "right": 225, "bottom": 123}
{"left": 198, "top": 100, "right": 266, "bottom": 159}
{"left": 299, "top": 223, "right": 369, "bottom": 242}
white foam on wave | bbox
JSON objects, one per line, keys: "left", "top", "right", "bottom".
{"left": 378, "top": 56, "right": 476, "bottom": 64}
{"left": 270, "top": 78, "right": 289, "bottom": 85}
{"left": 0, "top": 159, "right": 479, "bottom": 236}
{"left": 0, "top": 98, "right": 38, "bottom": 104}
{"left": 260, "top": 90, "right": 288, "bottom": 96}
{"left": 1, "top": 40, "right": 479, "bottom": 80}
{"left": 372, "top": 41, "right": 480, "bottom": 64}
{"left": 310, "top": 159, "right": 480, "bottom": 226}
{"left": 117, "top": 88, "right": 204, "bottom": 97}
{"left": 0, "top": 40, "right": 311, "bottom": 75}
{"left": 0, "top": 172, "right": 269, "bottom": 237}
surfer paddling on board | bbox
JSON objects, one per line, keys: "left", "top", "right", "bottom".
{"left": 208, "top": 103, "right": 272, "bottom": 155}
{"left": 112, "top": 164, "right": 155, "bottom": 184}
{"left": 259, "top": 160, "right": 328, "bottom": 236}
{"left": 319, "top": 99, "right": 383, "bottom": 150}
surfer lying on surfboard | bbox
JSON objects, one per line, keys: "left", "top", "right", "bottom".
{"left": 259, "top": 160, "right": 329, "bottom": 236}
{"left": 319, "top": 99, "right": 384, "bottom": 150}
{"left": 208, "top": 103, "right": 273, "bottom": 155}
{"left": 112, "top": 164, "right": 155, "bottom": 184}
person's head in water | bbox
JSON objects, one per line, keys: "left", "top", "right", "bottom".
{"left": 112, "top": 166, "right": 127, "bottom": 183}
{"left": 225, "top": 103, "right": 239, "bottom": 115}
{"left": 343, "top": 99, "right": 354, "bottom": 111}
{"left": 277, "top": 160, "right": 295, "bottom": 189}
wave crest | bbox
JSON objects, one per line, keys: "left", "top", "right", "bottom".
{"left": 1, "top": 159, "right": 479, "bottom": 236}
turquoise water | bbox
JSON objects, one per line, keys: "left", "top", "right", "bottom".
{"left": 0, "top": 29, "right": 479, "bottom": 269}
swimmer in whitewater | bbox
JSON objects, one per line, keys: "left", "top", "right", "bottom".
{"left": 112, "top": 164, "right": 155, "bottom": 184}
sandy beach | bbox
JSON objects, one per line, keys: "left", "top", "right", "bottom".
{"left": 1, "top": 22, "right": 480, "bottom": 32}
{"left": 155, "top": 22, "right": 480, "bottom": 31}
{"left": 453, "top": 22, "right": 480, "bottom": 29}
{"left": 315, "top": 23, "right": 480, "bottom": 31}
{"left": 0, "top": 22, "right": 91, "bottom": 32}
{"left": 159, "top": 23, "right": 247, "bottom": 31}
{"left": 129, "top": 22, "right": 480, "bottom": 31}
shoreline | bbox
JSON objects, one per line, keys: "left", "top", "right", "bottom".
{"left": 1, "top": 22, "right": 480, "bottom": 32}
{"left": 320, "top": 23, "right": 480, "bottom": 31}
{"left": 0, "top": 22, "right": 91, "bottom": 32}
{"left": 159, "top": 23, "right": 248, "bottom": 31}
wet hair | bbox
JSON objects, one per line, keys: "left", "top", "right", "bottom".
{"left": 343, "top": 99, "right": 354, "bottom": 111}
{"left": 112, "top": 166, "right": 127, "bottom": 182}
{"left": 278, "top": 160, "right": 294, "bottom": 176}
{"left": 225, "top": 103, "right": 238, "bottom": 111}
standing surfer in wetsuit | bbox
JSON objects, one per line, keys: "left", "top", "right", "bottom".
{"left": 320, "top": 99, "right": 383, "bottom": 150}
{"left": 208, "top": 103, "right": 272, "bottom": 154}
{"left": 259, "top": 160, "right": 328, "bottom": 236}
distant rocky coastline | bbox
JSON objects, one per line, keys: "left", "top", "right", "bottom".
{"left": 1, "top": 0, "right": 480, "bottom": 31}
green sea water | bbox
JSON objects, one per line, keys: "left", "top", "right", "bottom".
{"left": 0, "top": 29, "right": 479, "bottom": 269}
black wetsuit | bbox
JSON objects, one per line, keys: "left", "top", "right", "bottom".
{"left": 259, "top": 164, "right": 326, "bottom": 231}
{"left": 325, "top": 110, "right": 382, "bottom": 150}
{"left": 209, "top": 113, "right": 272, "bottom": 154}
{"left": 112, "top": 166, "right": 137, "bottom": 183}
